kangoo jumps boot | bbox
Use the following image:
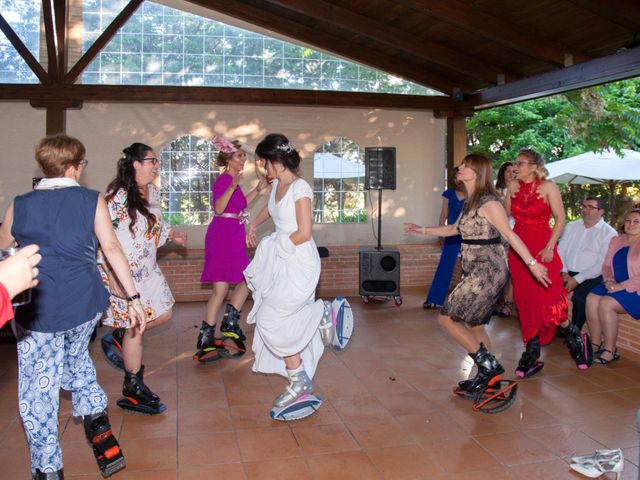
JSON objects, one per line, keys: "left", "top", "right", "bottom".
{"left": 83, "top": 411, "right": 125, "bottom": 478}
{"left": 558, "top": 323, "right": 592, "bottom": 370}
{"left": 193, "top": 321, "right": 224, "bottom": 363}
{"left": 220, "top": 304, "right": 246, "bottom": 342}
{"left": 117, "top": 366, "right": 166, "bottom": 414}
{"left": 274, "top": 363, "right": 314, "bottom": 408}
{"left": 33, "top": 469, "right": 64, "bottom": 480}
{"left": 515, "top": 335, "right": 544, "bottom": 378}
{"left": 464, "top": 343, "right": 505, "bottom": 393}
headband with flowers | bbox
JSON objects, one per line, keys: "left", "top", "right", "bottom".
{"left": 212, "top": 136, "right": 238, "bottom": 154}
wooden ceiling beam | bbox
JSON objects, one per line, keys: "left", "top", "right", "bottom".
{"left": 0, "top": 12, "right": 49, "bottom": 83}
{"left": 42, "top": 0, "right": 59, "bottom": 81}
{"left": 185, "top": 0, "right": 474, "bottom": 93}
{"left": 470, "top": 46, "right": 640, "bottom": 109}
{"left": 54, "top": 0, "right": 68, "bottom": 81}
{"left": 566, "top": 0, "right": 640, "bottom": 32}
{"left": 264, "top": 0, "right": 519, "bottom": 84}
{"left": 399, "top": 0, "right": 590, "bottom": 66}
{"left": 65, "top": 0, "right": 144, "bottom": 84}
{"left": 0, "top": 84, "right": 457, "bottom": 110}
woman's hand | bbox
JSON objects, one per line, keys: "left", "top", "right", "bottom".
{"left": 0, "top": 244, "right": 41, "bottom": 298}
{"left": 256, "top": 177, "right": 269, "bottom": 193}
{"left": 403, "top": 222, "right": 423, "bottom": 235}
{"left": 230, "top": 170, "right": 243, "bottom": 189}
{"left": 170, "top": 230, "right": 188, "bottom": 245}
{"left": 246, "top": 223, "right": 257, "bottom": 248}
{"left": 606, "top": 281, "right": 623, "bottom": 293}
{"left": 127, "top": 301, "right": 147, "bottom": 334}
{"left": 529, "top": 262, "right": 550, "bottom": 288}
{"left": 538, "top": 246, "right": 554, "bottom": 263}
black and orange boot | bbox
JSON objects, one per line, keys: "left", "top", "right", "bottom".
{"left": 193, "top": 322, "right": 225, "bottom": 363}
{"left": 117, "top": 366, "right": 166, "bottom": 415}
{"left": 83, "top": 411, "right": 125, "bottom": 478}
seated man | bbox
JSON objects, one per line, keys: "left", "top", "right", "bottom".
{"left": 558, "top": 197, "right": 616, "bottom": 330}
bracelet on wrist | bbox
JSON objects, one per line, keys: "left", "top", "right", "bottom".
{"left": 125, "top": 292, "right": 140, "bottom": 302}
{"left": 527, "top": 258, "right": 537, "bottom": 267}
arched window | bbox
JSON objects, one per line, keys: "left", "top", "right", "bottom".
{"left": 313, "top": 137, "right": 366, "bottom": 224}
{"left": 159, "top": 135, "right": 219, "bottom": 225}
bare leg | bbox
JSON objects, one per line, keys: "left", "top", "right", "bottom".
{"left": 205, "top": 282, "right": 230, "bottom": 326}
{"left": 229, "top": 282, "right": 250, "bottom": 312}
{"left": 470, "top": 324, "right": 492, "bottom": 352}
{"left": 284, "top": 353, "right": 302, "bottom": 370}
{"left": 122, "top": 309, "right": 173, "bottom": 373}
{"left": 437, "top": 314, "right": 481, "bottom": 353}
{"left": 585, "top": 293, "right": 603, "bottom": 344}
{"left": 598, "top": 296, "right": 625, "bottom": 361}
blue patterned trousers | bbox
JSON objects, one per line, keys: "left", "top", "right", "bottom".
{"left": 16, "top": 314, "right": 107, "bottom": 474}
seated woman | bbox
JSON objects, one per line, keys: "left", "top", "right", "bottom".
{"left": 586, "top": 208, "right": 640, "bottom": 364}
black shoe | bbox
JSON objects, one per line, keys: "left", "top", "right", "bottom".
{"left": 101, "top": 328, "right": 125, "bottom": 371}
{"left": 33, "top": 469, "right": 64, "bottom": 480}
{"left": 515, "top": 336, "right": 543, "bottom": 378}
{"left": 83, "top": 412, "right": 125, "bottom": 477}
{"left": 193, "top": 322, "right": 225, "bottom": 363}
{"left": 118, "top": 366, "right": 166, "bottom": 415}
{"left": 220, "top": 304, "right": 246, "bottom": 341}
{"left": 558, "top": 323, "right": 592, "bottom": 369}
{"left": 465, "top": 343, "right": 505, "bottom": 393}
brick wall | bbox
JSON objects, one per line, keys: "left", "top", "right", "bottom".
{"left": 158, "top": 243, "right": 445, "bottom": 302}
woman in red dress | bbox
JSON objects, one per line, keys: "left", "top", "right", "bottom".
{"left": 506, "top": 148, "right": 589, "bottom": 377}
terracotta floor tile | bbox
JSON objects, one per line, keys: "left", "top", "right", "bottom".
{"left": 236, "top": 427, "right": 301, "bottom": 462}
{"left": 244, "top": 457, "right": 312, "bottom": 480}
{"left": 428, "top": 437, "right": 502, "bottom": 473}
{"left": 474, "top": 431, "right": 557, "bottom": 467}
{"left": 366, "top": 444, "right": 443, "bottom": 479}
{"left": 306, "top": 451, "right": 381, "bottom": 480}
{"left": 1, "top": 292, "right": 639, "bottom": 479}
{"left": 178, "top": 431, "right": 240, "bottom": 466}
{"left": 292, "top": 423, "right": 359, "bottom": 455}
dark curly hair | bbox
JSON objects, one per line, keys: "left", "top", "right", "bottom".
{"left": 255, "top": 133, "right": 301, "bottom": 173}
{"left": 105, "top": 142, "right": 157, "bottom": 235}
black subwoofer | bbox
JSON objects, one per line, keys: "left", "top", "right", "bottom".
{"left": 359, "top": 247, "right": 400, "bottom": 296}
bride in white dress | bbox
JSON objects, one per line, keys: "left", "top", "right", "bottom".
{"left": 245, "top": 133, "right": 328, "bottom": 410}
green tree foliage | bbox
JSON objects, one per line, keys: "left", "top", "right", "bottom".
{"left": 466, "top": 78, "right": 640, "bottom": 221}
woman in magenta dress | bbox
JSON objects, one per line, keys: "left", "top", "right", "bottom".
{"left": 507, "top": 148, "right": 589, "bottom": 377}
{"left": 195, "top": 136, "right": 268, "bottom": 362}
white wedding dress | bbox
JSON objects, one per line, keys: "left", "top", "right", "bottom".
{"left": 244, "top": 178, "right": 325, "bottom": 379}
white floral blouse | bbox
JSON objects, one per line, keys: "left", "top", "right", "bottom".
{"left": 101, "top": 184, "right": 174, "bottom": 327}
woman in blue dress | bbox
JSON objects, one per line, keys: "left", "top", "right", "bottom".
{"left": 586, "top": 208, "right": 640, "bottom": 364}
{"left": 423, "top": 173, "right": 466, "bottom": 308}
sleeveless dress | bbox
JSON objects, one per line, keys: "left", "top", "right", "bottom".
{"left": 441, "top": 193, "right": 508, "bottom": 326}
{"left": 590, "top": 247, "right": 640, "bottom": 319}
{"left": 101, "top": 185, "right": 174, "bottom": 326}
{"left": 243, "top": 178, "right": 325, "bottom": 379}
{"left": 509, "top": 180, "right": 567, "bottom": 345}
{"left": 201, "top": 172, "right": 249, "bottom": 283}
{"left": 425, "top": 188, "right": 464, "bottom": 306}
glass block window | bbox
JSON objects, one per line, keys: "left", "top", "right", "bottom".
{"left": 159, "top": 135, "right": 219, "bottom": 225}
{"left": 0, "top": 0, "right": 40, "bottom": 83}
{"left": 313, "top": 137, "right": 367, "bottom": 223}
{"left": 80, "top": 0, "right": 439, "bottom": 95}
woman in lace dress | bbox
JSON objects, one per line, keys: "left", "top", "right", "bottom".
{"left": 405, "top": 154, "right": 548, "bottom": 394}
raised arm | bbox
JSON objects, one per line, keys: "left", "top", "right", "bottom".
{"left": 404, "top": 222, "right": 459, "bottom": 237}
{"left": 244, "top": 177, "right": 269, "bottom": 205}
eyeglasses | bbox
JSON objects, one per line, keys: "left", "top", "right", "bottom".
{"left": 141, "top": 157, "right": 159, "bottom": 166}
{"left": 80, "top": 159, "right": 89, "bottom": 167}
{"left": 580, "top": 204, "right": 602, "bottom": 210}
{"left": 514, "top": 161, "right": 535, "bottom": 167}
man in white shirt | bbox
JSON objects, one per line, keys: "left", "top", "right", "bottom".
{"left": 557, "top": 197, "right": 617, "bottom": 330}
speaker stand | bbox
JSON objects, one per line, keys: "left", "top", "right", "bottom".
{"left": 377, "top": 188, "right": 383, "bottom": 251}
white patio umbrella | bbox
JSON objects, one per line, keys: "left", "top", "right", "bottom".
{"left": 313, "top": 151, "right": 365, "bottom": 179}
{"left": 546, "top": 148, "right": 640, "bottom": 220}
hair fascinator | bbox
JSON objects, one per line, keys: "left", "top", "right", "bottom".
{"left": 276, "top": 143, "right": 294, "bottom": 154}
{"left": 212, "top": 136, "right": 238, "bottom": 154}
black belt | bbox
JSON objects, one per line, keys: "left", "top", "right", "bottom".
{"left": 461, "top": 237, "right": 502, "bottom": 245}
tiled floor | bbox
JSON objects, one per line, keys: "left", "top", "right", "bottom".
{"left": 0, "top": 288, "right": 639, "bottom": 479}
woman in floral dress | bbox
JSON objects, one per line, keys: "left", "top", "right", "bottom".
{"left": 100, "top": 142, "right": 186, "bottom": 414}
